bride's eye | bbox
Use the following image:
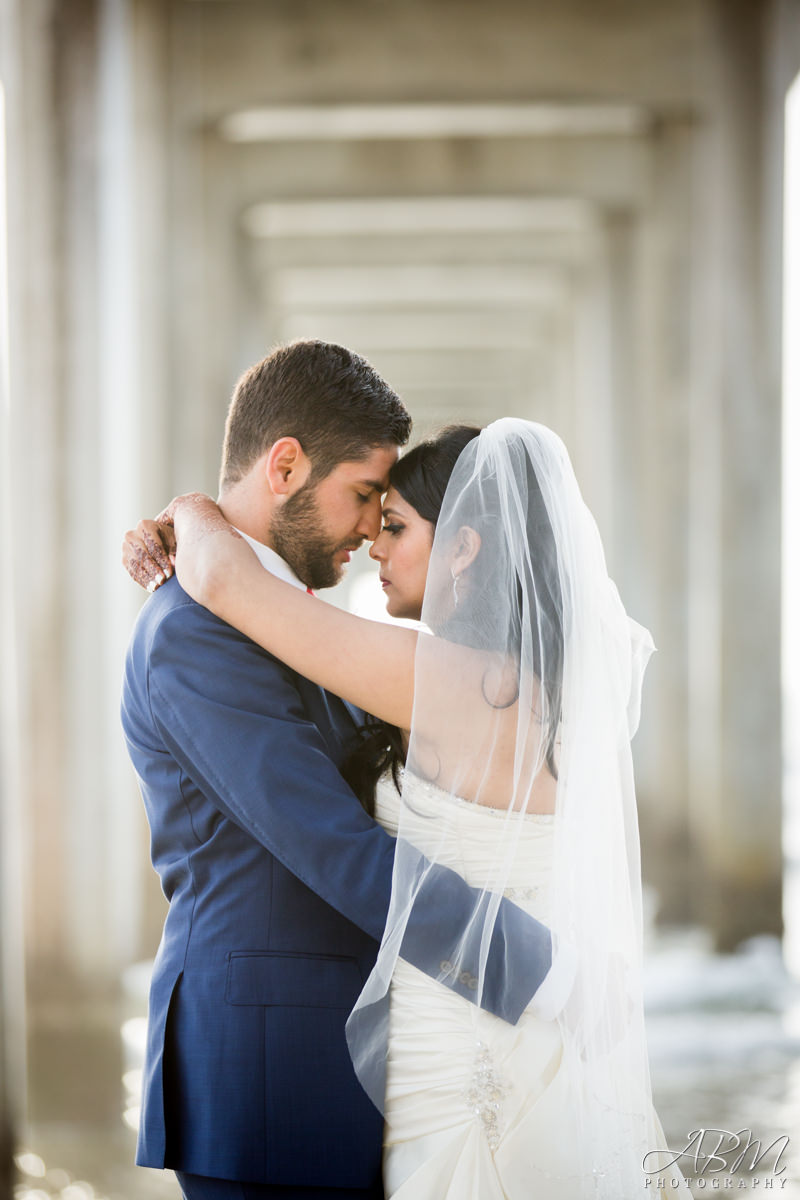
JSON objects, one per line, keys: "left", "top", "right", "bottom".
{"left": 383, "top": 523, "right": 403, "bottom": 536}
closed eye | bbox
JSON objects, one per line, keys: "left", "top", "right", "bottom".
{"left": 383, "top": 523, "right": 403, "bottom": 535}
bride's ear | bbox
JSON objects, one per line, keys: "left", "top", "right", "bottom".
{"left": 451, "top": 525, "right": 481, "bottom": 576}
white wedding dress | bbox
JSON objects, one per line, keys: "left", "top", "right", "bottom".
{"left": 373, "top": 772, "right": 682, "bottom": 1200}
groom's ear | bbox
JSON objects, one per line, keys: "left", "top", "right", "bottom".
{"left": 264, "top": 437, "right": 313, "bottom": 497}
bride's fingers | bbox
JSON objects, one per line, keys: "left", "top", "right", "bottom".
{"left": 122, "top": 529, "right": 168, "bottom": 593}
{"left": 138, "top": 519, "right": 174, "bottom": 576}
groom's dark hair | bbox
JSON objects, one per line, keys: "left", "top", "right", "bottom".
{"left": 220, "top": 340, "right": 411, "bottom": 490}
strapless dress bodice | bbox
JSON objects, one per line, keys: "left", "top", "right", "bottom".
{"left": 374, "top": 771, "right": 555, "bottom": 918}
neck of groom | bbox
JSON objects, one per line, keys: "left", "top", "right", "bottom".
{"left": 216, "top": 443, "right": 307, "bottom": 552}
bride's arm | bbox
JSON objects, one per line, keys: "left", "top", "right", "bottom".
{"left": 172, "top": 496, "right": 417, "bottom": 731}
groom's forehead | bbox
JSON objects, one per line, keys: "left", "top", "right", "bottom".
{"left": 336, "top": 444, "right": 399, "bottom": 490}
{"left": 339, "top": 467, "right": 389, "bottom": 494}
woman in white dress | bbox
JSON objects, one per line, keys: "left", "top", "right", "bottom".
{"left": 124, "top": 419, "right": 683, "bottom": 1199}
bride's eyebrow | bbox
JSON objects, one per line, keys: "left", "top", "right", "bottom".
{"left": 382, "top": 507, "right": 403, "bottom": 519}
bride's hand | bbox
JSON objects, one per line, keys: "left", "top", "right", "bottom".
{"left": 170, "top": 495, "right": 255, "bottom": 612}
{"left": 122, "top": 510, "right": 178, "bottom": 593}
{"left": 122, "top": 492, "right": 216, "bottom": 594}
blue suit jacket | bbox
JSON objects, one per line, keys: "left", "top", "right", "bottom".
{"left": 121, "top": 577, "right": 552, "bottom": 1187}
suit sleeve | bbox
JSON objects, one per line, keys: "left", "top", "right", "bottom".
{"left": 148, "top": 599, "right": 553, "bottom": 1023}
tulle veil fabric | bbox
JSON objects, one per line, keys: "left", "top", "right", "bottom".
{"left": 346, "top": 419, "right": 674, "bottom": 1195}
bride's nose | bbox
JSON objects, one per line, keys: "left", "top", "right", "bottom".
{"left": 369, "top": 531, "right": 388, "bottom": 561}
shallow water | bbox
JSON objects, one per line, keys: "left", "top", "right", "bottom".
{"left": 14, "top": 928, "right": 800, "bottom": 1200}
{"left": 645, "top": 930, "right": 800, "bottom": 1197}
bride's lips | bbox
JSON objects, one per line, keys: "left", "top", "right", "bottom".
{"left": 380, "top": 577, "right": 391, "bottom": 589}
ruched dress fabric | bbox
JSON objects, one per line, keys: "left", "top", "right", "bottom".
{"left": 373, "top": 773, "right": 680, "bottom": 1200}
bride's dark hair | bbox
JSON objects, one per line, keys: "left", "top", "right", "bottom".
{"left": 437, "top": 448, "right": 564, "bottom": 779}
{"left": 341, "top": 424, "right": 481, "bottom": 813}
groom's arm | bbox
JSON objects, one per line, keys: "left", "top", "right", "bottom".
{"left": 147, "top": 596, "right": 564, "bottom": 1024}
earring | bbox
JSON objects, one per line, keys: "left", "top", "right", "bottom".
{"left": 451, "top": 568, "right": 460, "bottom": 608}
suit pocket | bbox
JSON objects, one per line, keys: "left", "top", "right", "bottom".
{"left": 225, "top": 950, "right": 363, "bottom": 1009}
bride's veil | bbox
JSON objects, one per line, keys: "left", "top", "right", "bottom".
{"left": 347, "top": 418, "right": 671, "bottom": 1193}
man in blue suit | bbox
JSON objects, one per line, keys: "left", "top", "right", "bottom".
{"left": 121, "top": 341, "right": 558, "bottom": 1200}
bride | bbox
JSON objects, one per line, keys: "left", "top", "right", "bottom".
{"left": 124, "top": 419, "right": 683, "bottom": 1198}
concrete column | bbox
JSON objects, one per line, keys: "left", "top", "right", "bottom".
{"left": 0, "top": 0, "right": 28, "bottom": 1175}
{"left": 3, "top": 0, "right": 69, "bottom": 989}
{"left": 624, "top": 120, "right": 696, "bottom": 924}
{"left": 0, "top": 0, "right": 173, "bottom": 1137}
{"left": 766, "top": 0, "right": 800, "bottom": 974}
{"left": 0, "top": 0, "right": 72, "bottom": 1151}
{"left": 90, "top": 0, "right": 173, "bottom": 976}
{"left": 688, "top": 0, "right": 783, "bottom": 950}
{"left": 35, "top": 0, "right": 174, "bottom": 988}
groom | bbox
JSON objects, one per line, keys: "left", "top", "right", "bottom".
{"left": 121, "top": 340, "right": 558, "bottom": 1200}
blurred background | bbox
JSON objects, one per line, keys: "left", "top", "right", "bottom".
{"left": 1, "top": 0, "right": 800, "bottom": 1197}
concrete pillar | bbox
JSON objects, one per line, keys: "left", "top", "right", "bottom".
{"left": 767, "top": 0, "right": 800, "bottom": 975}
{"left": 623, "top": 119, "right": 696, "bottom": 924}
{"left": 0, "top": 0, "right": 28, "bottom": 1176}
{"left": 0, "top": 0, "right": 69, "bottom": 1157}
{"left": 0, "top": 0, "right": 174, "bottom": 1139}
{"left": 687, "top": 0, "right": 783, "bottom": 950}
{"left": 14, "top": 0, "right": 174, "bottom": 992}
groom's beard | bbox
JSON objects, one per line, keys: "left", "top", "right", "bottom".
{"left": 270, "top": 481, "right": 359, "bottom": 590}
